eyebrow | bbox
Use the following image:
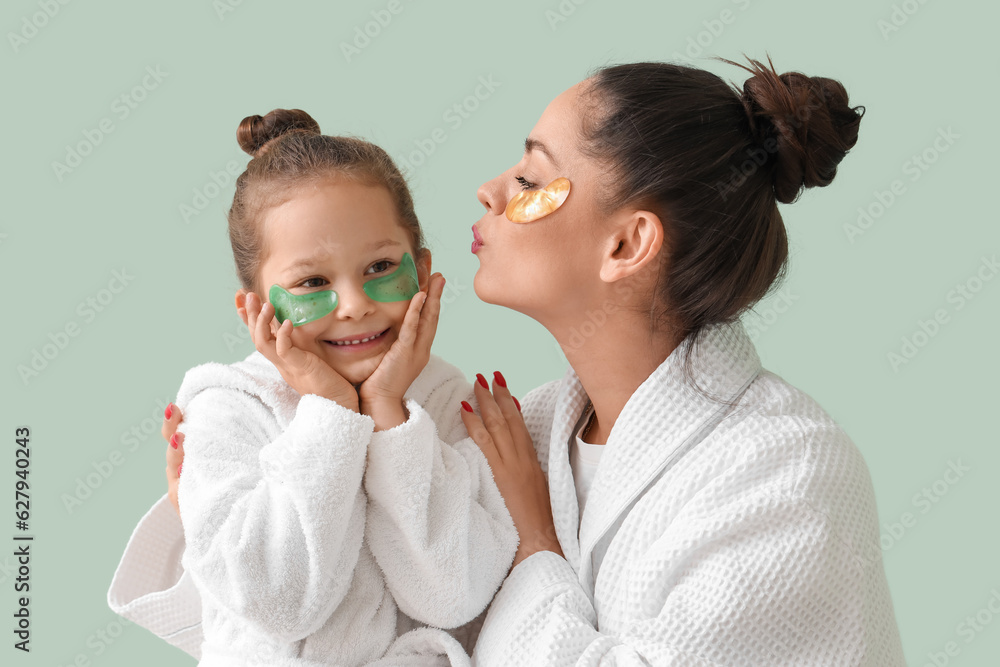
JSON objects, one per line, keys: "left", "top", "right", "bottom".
{"left": 282, "top": 239, "right": 403, "bottom": 275}
{"left": 365, "top": 239, "right": 403, "bottom": 252}
{"left": 524, "top": 137, "right": 560, "bottom": 170}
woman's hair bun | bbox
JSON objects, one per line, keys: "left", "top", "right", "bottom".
{"left": 729, "top": 57, "right": 865, "bottom": 204}
{"left": 237, "top": 108, "right": 321, "bottom": 157}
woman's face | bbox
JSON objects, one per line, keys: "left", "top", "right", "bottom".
{"left": 473, "top": 81, "right": 609, "bottom": 326}
{"left": 250, "top": 179, "right": 430, "bottom": 386}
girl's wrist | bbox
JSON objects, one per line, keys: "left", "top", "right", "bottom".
{"left": 313, "top": 386, "right": 358, "bottom": 412}
{"left": 358, "top": 389, "right": 402, "bottom": 411}
{"left": 361, "top": 396, "right": 407, "bottom": 431}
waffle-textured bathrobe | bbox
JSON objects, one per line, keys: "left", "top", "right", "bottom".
{"left": 108, "top": 351, "right": 517, "bottom": 666}
{"left": 111, "top": 321, "right": 906, "bottom": 665}
{"left": 471, "top": 321, "right": 906, "bottom": 666}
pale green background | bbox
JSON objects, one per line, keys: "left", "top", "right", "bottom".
{"left": 3, "top": 0, "right": 997, "bottom": 664}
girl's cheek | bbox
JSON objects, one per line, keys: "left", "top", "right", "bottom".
{"left": 290, "top": 324, "right": 320, "bottom": 347}
{"left": 385, "top": 302, "right": 411, "bottom": 329}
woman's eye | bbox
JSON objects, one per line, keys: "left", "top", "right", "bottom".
{"left": 300, "top": 277, "right": 326, "bottom": 288}
{"left": 515, "top": 175, "right": 536, "bottom": 190}
{"left": 367, "top": 260, "right": 394, "bottom": 275}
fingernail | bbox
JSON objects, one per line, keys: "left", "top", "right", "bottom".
{"left": 493, "top": 371, "right": 507, "bottom": 388}
{"left": 164, "top": 403, "right": 173, "bottom": 420}
{"left": 476, "top": 373, "right": 489, "bottom": 389}
{"left": 170, "top": 434, "right": 179, "bottom": 449}
{"left": 177, "top": 463, "right": 182, "bottom": 477}
{"left": 461, "top": 401, "right": 474, "bottom": 413}
{"left": 512, "top": 396, "right": 521, "bottom": 412}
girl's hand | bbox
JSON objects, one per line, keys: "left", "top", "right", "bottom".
{"left": 460, "top": 372, "right": 563, "bottom": 568}
{"left": 242, "top": 291, "right": 359, "bottom": 411}
{"left": 358, "top": 273, "right": 445, "bottom": 417}
{"left": 161, "top": 402, "right": 185, "bottom": 517}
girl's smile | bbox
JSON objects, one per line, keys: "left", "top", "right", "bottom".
{"left": 324, "top": 327, "right": 391, "bottom": 350}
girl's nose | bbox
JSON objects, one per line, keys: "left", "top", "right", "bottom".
{"left": 334, "top": 283, "right": 377, "bottom": 320}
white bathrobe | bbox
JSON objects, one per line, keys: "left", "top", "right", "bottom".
{"left": 107, "top": 351, "right": 517, "bottom": 667}
{"left": 471, "top": 320, "right": 906, "bottom": 666}
{"left": 111, "top": 321, "right": 906, "bottom": 666}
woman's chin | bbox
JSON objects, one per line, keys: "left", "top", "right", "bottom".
{"left": 474, "top": 272, "right": 527, "bottom": 312}
{"left": 473, "top": 271, "right": 501, "bottom": 305}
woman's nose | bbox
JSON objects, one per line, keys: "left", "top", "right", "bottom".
{"left": 477, "top": 171, "right": 509, "bottom": 215}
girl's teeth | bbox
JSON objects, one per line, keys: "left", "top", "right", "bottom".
{"left": 333, "top": 331, "right": 382, "bottom": 345}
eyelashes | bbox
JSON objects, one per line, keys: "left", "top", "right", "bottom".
{"left": 515, "top": 175, "right": 537, "bottom": 190}
{"left": 366, "top": 260, "right": 395, "bottom": 275}
{"left": 296, "top": 260, "right": 396, "bottom": 289}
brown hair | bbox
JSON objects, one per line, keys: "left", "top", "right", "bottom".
{"left": 227, "top": 108, "right": 425, "bottom": 295}
{"left": 580, "top": 57, "right": 863, "bottom": 381}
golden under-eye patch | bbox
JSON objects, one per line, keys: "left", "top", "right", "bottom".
{"left": 504, "top": 177, "right": 571, "bottom": 223}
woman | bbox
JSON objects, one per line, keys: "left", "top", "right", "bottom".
{"left": 114, "top": 59, "right": 906, "bottom": 665}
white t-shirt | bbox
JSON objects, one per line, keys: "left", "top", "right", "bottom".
{"left": 570, "top": 405, "right": 605, "bottom": 525}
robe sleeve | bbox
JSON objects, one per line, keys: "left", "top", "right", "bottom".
{"left": 363, "top": 396, "right": 518, "bottom": 630}
{"left": 178, "top": 387, "right": 374, "bottom": 643}
{"left": 107, "top": 494, "right": 204, "bottom": 659}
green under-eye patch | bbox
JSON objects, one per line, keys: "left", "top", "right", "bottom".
{"left": 362, "top": 251, "right": 420, "bottom": 302}
{"left": 269, "top": 252, "right": 420, "bottom": 327}
{"left": 268, "top": 285, "right": 339, "bottom": 327}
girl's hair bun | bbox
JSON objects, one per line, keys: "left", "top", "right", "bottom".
{"left": 730, "top": 57, "right": 865, "bottom": 204}
{"left": 237, "top": 108, "right": 321, "bottom": 157}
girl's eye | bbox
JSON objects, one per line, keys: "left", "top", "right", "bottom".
{"left": 366, "top": 260, "right": 394, "bottom": 275}
{"left": 300, "top": 277, "right": 327, "bottom": 289}
{"left": 515, "top": 175, "right": 537, "bottom": 190}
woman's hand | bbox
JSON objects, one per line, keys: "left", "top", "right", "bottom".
{"left": 358, "top": 273, "right": 445, "bottom": 430}
{"left": 242, "top": 291, "right": 359, "bottom": 411}
{"left": 161, "top": 402, "right": 185, "bottom": 517}
{"left": 460, "top": 372, "right": 563, "bottom": 568}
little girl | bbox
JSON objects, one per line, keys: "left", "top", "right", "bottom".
{"left": 107, "top": 109, "right": 518, "bottom": 666}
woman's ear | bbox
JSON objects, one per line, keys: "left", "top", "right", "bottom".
{"left": 234, "top": 288, "right": 249, "bottom": 326}
{"left": 416, "top": 249, "right": 433, "bottom": 291}
{"left": 599, "top": 209, "right": 664, "bottom": 283}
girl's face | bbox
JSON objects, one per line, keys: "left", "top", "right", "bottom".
{"left": 472, "top": 81, "right": 608, "bottom": 326}
{"left": 250, "top": 179, "right": 430, "bottom": 386}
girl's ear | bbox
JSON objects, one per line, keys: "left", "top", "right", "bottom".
{"left": 234, "top": 288, "right": 249, "bottom": 326}
{"left": 416, "top": 250, "right": 433, "bottom": 291}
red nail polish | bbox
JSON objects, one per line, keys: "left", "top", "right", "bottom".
{"left": 476, "top": 373, "right": 489, "bottom": 389}
{"left": 170, "top": 434, "right": 179, "bottom": 449}
{"left": 493, "top": 371, "right": 507, "bottom": 388}
{"left": 164, "top": 403, "right": 173, "bottom": 420}
{"left": 177, "top": 463, "right": 182, "bottom": 477}
{"left": 512, "top": 396, "right": 521, "bottom": 412}
{"left": 461, "top": 401, "right": 474, "bottom": 413}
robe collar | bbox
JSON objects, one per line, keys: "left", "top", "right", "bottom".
{"left": 544, "top": 321, "right": 762, "bottom": 590}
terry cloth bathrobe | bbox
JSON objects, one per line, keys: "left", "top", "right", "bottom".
{"left": 471, "top": 320, "right": 906, "bottom": 666}
{"left": 107, "top": 351, "right": 517, "bottom": 667}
